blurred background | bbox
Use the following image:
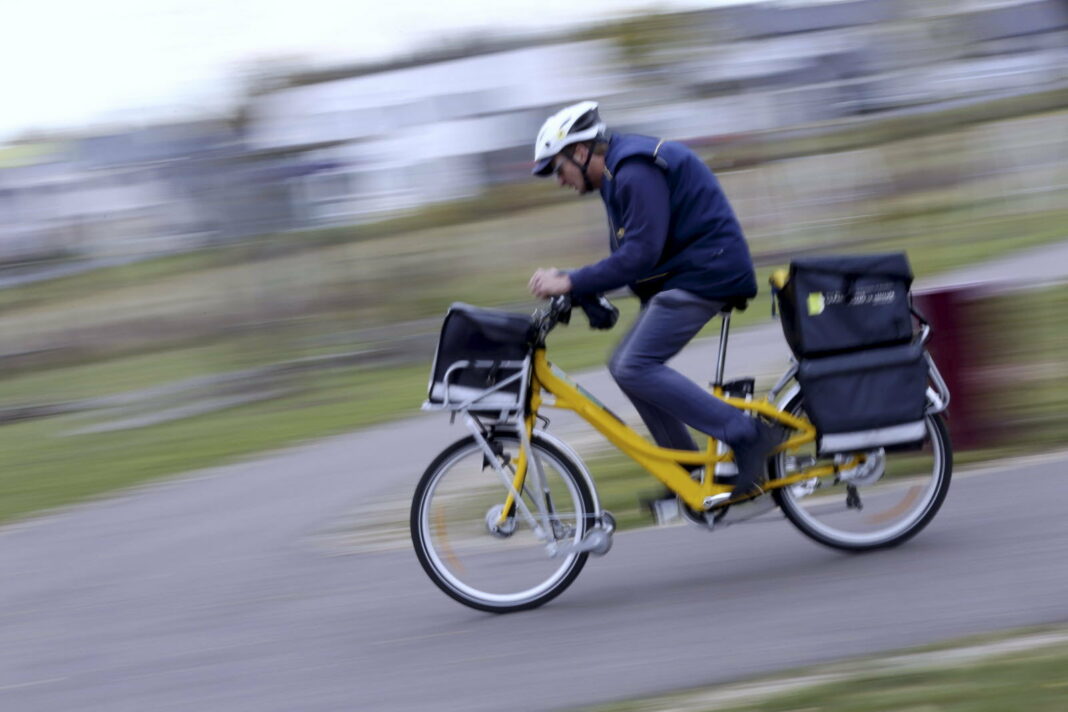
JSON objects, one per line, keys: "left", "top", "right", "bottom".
{"left": 4, "top": 3, "right": 1068, "bottom": 711}
{"left": 1, "top": 0, "right": 1067, "bottom": 521}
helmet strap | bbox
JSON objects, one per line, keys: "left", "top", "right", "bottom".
{"left": 579, "top": 147, "right": 595, "bottom": 192}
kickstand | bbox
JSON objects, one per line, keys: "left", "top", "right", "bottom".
{"left": 846, "top": 485, "right": 863, "bottom": 511}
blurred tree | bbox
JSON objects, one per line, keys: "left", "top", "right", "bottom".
{"left": 236, "top": 54, "right": 317, "bottom": 97}
{"left": 228, "top": 54, "right": 316, "bottom": 132}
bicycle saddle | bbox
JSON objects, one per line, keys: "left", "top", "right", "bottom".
{"left": 720, "top": 296, "right": 750, "bottom": 313}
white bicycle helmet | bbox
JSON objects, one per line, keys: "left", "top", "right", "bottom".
{"left": 532, "top": 100, "right": 607, "bottom": 176}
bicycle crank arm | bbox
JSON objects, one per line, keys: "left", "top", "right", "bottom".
{"left": 548, "top": 528, "right": 612, "bottom": 558}
{"left": 547, "top": 512, "right": 616, "bottom": 558}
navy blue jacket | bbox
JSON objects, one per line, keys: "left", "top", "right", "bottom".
{"left": 568, "top": 133, "right": 757, "bottom": 303}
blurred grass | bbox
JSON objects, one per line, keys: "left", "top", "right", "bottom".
{"left": 9, "top": 94, "right": 1062, "bottom": 317}
{"left": 720, "top": 644, "right": 1068, "bottom": 712}
{"left": 3, "top": 197, "right": 1064, "bottom": 376}
{"left": 982, "top": 284, "right": 1068, "bottom": 449}
{"left": 1, "top": 107, "right": 1066, "bottom": 523}
{"left": 4, "top": 108, "right": 1065, "bottom": 369}
{"left": 0, "top": 363, "right": 427, "bottom": 522}
{"left": 848, "top": 208, "right": 1068, "bottom": 276}
{"left": 583, "top": 634, "right": 1068, "bottom": 712}
{"left": 713, "top": 87, "right": 1068, "bottom": 169}
{"left": 0, "top": 342, "right": 264, "bottom": 405}
{"left": 2, "top": 278, "right": 1063, "bottom": 526}
{"left": 0, "top": 180, "right": 570, "bottom": 317}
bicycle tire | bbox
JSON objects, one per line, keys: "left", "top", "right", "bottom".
{"left": 411, "top": 429, "right": 595, "bottom": 613}
{"left": 771, "top": 393, "right": 953, "bottom": 552}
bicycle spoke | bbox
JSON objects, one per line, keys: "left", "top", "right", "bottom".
{"left": 412, "top": 433, "right": 593, "bottom": 611}
{"left": 773, "top": 396, "right": 952, "bottom": 551}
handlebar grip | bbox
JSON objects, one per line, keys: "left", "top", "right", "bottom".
{"left": 551, "top": 295, "right": 572, "bottom": 325}
{"left": 580, "top": 294, "right": 618, "bottom": 330}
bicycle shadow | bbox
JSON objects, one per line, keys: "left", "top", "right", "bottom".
{"left": 556, "top": 521, "right": 960, "bottom": 612}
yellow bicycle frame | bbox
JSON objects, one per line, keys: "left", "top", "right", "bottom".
{"left": 496, "top": 348, "right": 864, "bottom": 518}
{"left": 490, "top": 271, "right": 872, "bottom": 524}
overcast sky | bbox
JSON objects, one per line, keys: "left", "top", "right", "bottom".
{"left": 2, "top": 0, "right": 749, "bottom": 139}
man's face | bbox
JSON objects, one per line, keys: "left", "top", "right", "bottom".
{"left": 552, "top": 146, "right": 591, "bottom": 194}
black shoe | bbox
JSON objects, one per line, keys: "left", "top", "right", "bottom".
{"left": 728, "top": 479, "right": 765, "bottom": 503}
{"left": 729, "top": 421, "right": 783, "bottom": 502}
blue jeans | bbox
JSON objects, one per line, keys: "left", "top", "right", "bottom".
{"left": 608, "top": 289, "right": 758, "bottom": 453}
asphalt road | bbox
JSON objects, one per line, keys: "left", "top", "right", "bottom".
{"left": 2, "top": 244, "right": 1067, "bottom": 711}
{"left": 3, "top": 449, "right": 1067, "bottom": 712}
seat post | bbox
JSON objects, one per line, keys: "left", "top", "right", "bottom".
{"left": 713, "top": 311, "right": 731, "bottom": 387}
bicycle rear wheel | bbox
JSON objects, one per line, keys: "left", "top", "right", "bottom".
{"left": 772, "top": 393, "right": 952, "bottom": 551}
{"left": 411, "top": 430, "right": 595, "bottom": 613}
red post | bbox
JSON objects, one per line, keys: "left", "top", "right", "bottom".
{"left": 913, "top": 286, "right": 992, "bottom": 450}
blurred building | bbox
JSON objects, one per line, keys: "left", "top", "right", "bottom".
{"left": 1, "top": 0, "right": 1066, "bottom": 262}
{"left": 241, "top": 0, "right": 1068, "bottom": 226}
{"left": 244, "top": 40, "right": 627, "bottom": 224}
{"left": 0, "top": 122, "right": 240, "bottom": 264}
{"left": 0, "top": 144, "right": 82, "bottom": 263}
{"left": 646, "top": 0, "right": 1068, "bottom": 135}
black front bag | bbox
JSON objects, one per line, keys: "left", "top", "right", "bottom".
{"left": 778, "top": 253, "right": 931, "bottom": 453}
{"left": 427, "top": 304, "right": 534, "bottom": 411}
{"left": 778, "top": 253, "right": 914, "bottom": 359}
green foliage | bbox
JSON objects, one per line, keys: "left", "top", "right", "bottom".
{"left": 709, "top": 643, "right": 1068, "bottom": 712}
{"left": 0, "top": 363, "right": 427, "bottom": 522}
{"left": 577, "top": 627, "right": 1068, "bottom": 712}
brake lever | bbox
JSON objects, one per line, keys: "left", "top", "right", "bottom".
{"left": 551, "top": 295, "right": 572, "bottom": 325}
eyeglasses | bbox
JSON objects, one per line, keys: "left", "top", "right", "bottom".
{"left": 552, "top": 146, "right": 586, "bottom": 178}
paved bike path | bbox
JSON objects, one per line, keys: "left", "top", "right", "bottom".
{"left": 3, "top": 450, "right": 1067, "bottom": 712}
{"left": 2, "top": 241, "right": 1067, "bottom": 711}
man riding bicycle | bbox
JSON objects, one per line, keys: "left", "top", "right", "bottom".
{"left": 527, "top": 100, "right": 779, "bottom": 503}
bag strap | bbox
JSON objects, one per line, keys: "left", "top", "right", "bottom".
{"left": 843, "top": 273, "right": 859, "bottom": 302}
{"left": 910, "top": 299, "right": 930, "bottom": 327}
{"left": 792, "top": 265, "right": 913, "bottom": 283}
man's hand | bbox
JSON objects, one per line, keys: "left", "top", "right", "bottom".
{"left": 528, "top": 268, "right": 572, "bottom": 299}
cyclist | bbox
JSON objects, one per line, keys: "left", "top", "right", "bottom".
{"left": 527, "top": 100, "right": 779, "bottom": 503}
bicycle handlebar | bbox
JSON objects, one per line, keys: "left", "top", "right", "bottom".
{"left": 533, "top": 295, "right": 572, "bottom": 344}
{"left": 549, "top": 294, "right": 573, "bottom": 322}
{"left": 534, "top": 290, "right": 622, "bottom": 344}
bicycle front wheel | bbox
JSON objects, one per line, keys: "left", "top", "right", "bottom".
{"left": 772, "top": 393, "right": 952, "bottom": 551}
{"left": 411, "top": 431, "right": 595, "bottom": 613}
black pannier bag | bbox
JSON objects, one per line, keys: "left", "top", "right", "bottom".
{"left": 427, "top": 303, "right": 535, "bottom": 411}
{"left": 798, "top": 341, "right": 929, "bottom": 453}
{"left": 778, "top": 253, "right": 914, "bottom": 358}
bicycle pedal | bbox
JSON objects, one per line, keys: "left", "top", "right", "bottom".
{"left": 650, "top": 497, "right": 680, "bottom": 526}
{"left": 702, "top": 492, "right": 732, "bottom": 509}
{"left": 581, "top": 528, "right": 613, "bottom": 556}
{"left": 550, "top": 527, "right": 613, "bottom": 558}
